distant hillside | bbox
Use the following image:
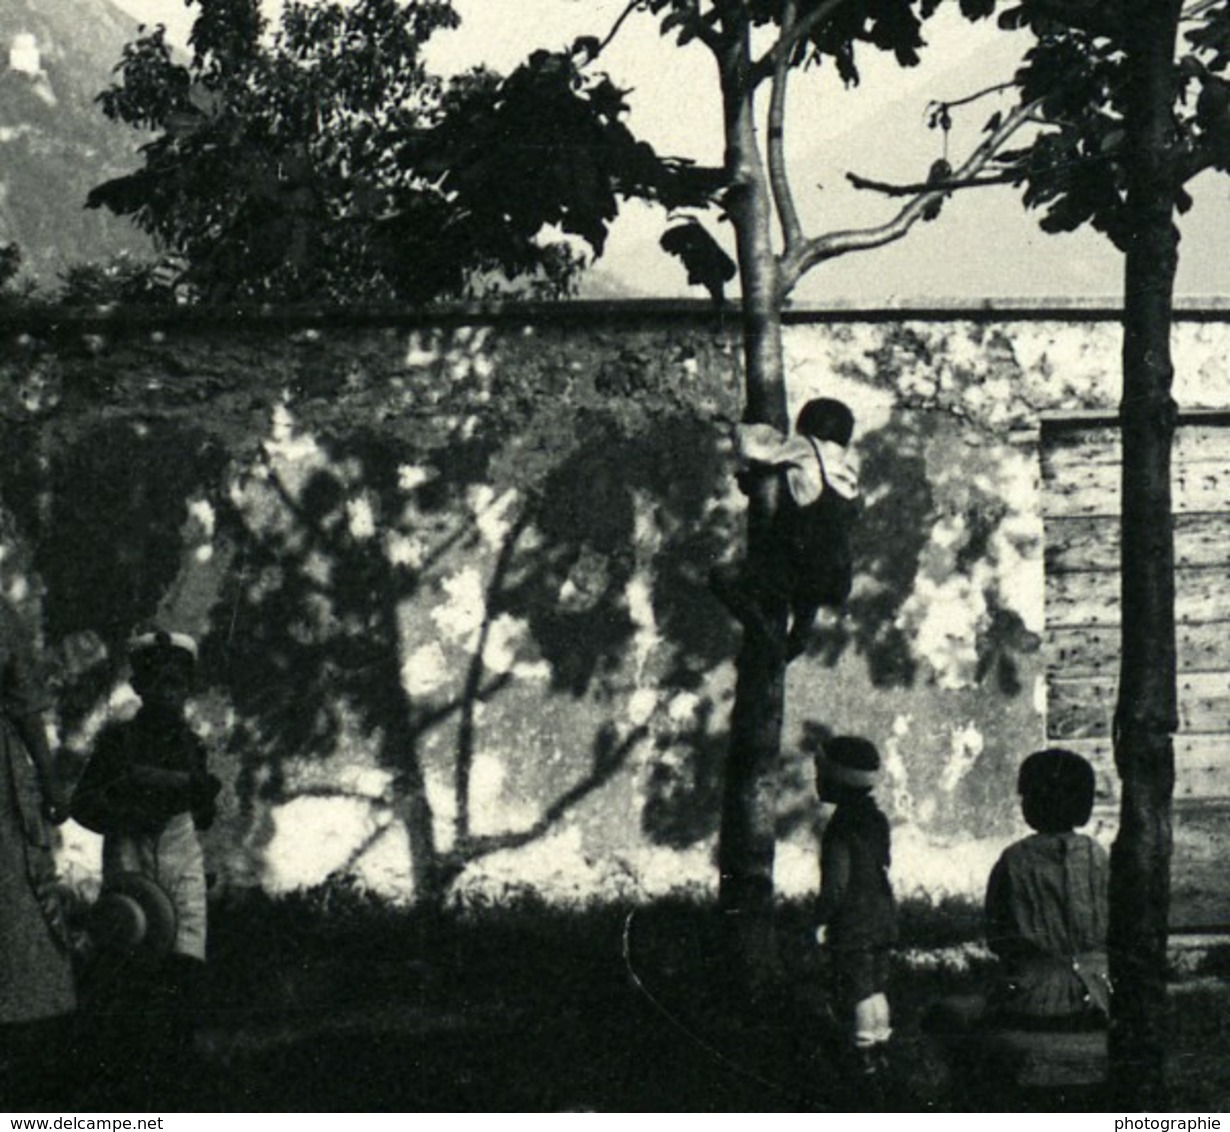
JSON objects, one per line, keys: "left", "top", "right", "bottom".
{"left": 0, "top": 0, "right": 154, "bottom": 287}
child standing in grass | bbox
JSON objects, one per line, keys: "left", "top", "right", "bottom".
{"left": 72, "top": 629, "right": 220, "bottom": 1106}
{"left": 812, "top": 735, "right": 897, "bottom": 1079}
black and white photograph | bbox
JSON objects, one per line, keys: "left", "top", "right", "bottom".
{"left": 1, "top": 0, "right": 1229, "bottom": 1115}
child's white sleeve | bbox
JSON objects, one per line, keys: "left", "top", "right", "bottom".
{"left": 734, "top": 423, "right": 792, "bottom": 465}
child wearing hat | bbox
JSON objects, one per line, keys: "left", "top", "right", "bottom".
{"left": 985, "top": 747, "right": 1110, "bottom": 1027}
{"left": 812, "top": 736, "right": 897, "bottom": 1078}
{"left": 711, "top": 397, "right": 859, "bottom": 663}
{"left": 72, "top": 629, "right": 220, "bottom": 1105}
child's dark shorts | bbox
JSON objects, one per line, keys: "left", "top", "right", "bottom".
{"left": 830, "top": 946, "right": 891, "bottom": 1007}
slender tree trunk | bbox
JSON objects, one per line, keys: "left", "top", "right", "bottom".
{"left": 1111, "top": 0, "right": 1182, "bottom": 1108}
{"left": 714, "top": 25, "right": 791, "bottom": 989}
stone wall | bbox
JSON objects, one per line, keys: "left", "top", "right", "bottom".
{"left": 2, "top": 302, "right": 1226, "bottom": 915}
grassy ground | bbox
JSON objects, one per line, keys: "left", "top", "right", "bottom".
{"left": 57, "top": 888, "right": 1230, "bottom": 1113}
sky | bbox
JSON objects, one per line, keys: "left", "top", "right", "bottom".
{"left": 107, "top": 0, "right": 1230, "bottom": 303}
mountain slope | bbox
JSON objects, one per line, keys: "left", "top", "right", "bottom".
{"left": 0, "top": 0, "right": 154, "bottom": 286}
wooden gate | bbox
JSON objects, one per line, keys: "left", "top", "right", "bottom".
{"left": 1041, "top": 410, "right": 1230, "bottom": 925}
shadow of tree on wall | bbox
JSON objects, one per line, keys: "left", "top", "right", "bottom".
{"left": 0, "top": 418, "right": 228, "bottom": 731}
{"left": 807, "top": 408, "right": 932, "bottom": 688}
{"left": 192, "top": 385, "right": 743, "bottom": 901}
{"left": 807, "top": 408, "right": 1040, "bottom": 698}
{"left": 0, "top": 322, "right": 1045, "bottom": 896}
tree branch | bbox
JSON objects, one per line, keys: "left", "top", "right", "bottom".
{"left": 927, "top": 81, "right": 1018, "bottom": 115}
{"left": 768, "top": 0, "right": 804, "bottom": 249}
{"left": 780, "top": 98, "right": 1038, "bottom": 289}
{"left": 588, "top": 0, "right": 648, "bottom": 62}
{"left": 751, "top": 0, "right": 856, "bottom": 85}
{"left": 845, "top": 169, "right": 1022, "bottom": 195}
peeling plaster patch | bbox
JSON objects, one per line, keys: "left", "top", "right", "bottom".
{"left": 621, "top": 843, "right": 715, "bottom": 898}
{"left": 468, "top": 753, "right": 537, "bottom": 837}
{"left": 891, "top": 825, "right": 1009, "bottom": 903}
{"left": 302, "top": 551, "right": 332, "bottom": 587}
{"left": 626, "top": 491, "right": 663, "bottom": 683}
{"left": 512, "top": 658, "right": 553, "bottom": 682}
{"left": 424, "top": 764, "right": 456, "bottom": 852}
{"left": 384, "top": 532, "right": 424, "bottom": 568}
{"left": 897, "top": 574, "right": 983, "bottom": 690}
{"left": 334, "top": 765, "right": 393, "bottom": 799}
{"left": 775, "top": 840, "right": 819, "bottom": 898}
{"left": 884, "top": 716, "right": 915, "bottom": 821}
{"left": 939, "top": 723, "right": 985, "bottom": 795}
{"left": 346, "top": 497, "right": 376, "bottom": 541}
{"left": 482, "top": 614, "right": 524, "bottom": 675}
{"left": 626, "top": 573, "right": 659, "bottom": 681}
{"left": 398, "top": 464, "right": 433, "bottom": 492}
{"left": 263, "top": 795, "right": 385, "bottom": 894}
{"left": 628, "top": 688, "right": 659, "bottom": 727}
{"left": 992, "top": 447, "right": 1045, "bottom": 632}
{"left": 783, "top": 329, "right": 896, "bottom": 433}
{"left": 186, "top": 499, "right": 216, "bottom": 539}
{"left": 264, "top": 402, "right": 322, "bottom": 465}
{"left": 469, "top": 487, "right": 519, "bottom": 549}
{"left": 667, "top": 692, "right": 701, "bottom": 723}
{"left": 431, "top": 567, "right": 485, "bottom": 646}
{"left": 404, "top": 331, "right": 442, "bottom": 368}
{"left": 402, "top": 642, "right": 450, "bottom": 697}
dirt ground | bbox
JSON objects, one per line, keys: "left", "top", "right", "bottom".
{"left": 44, "top": 892, "right": 1230, "bottom": 1113}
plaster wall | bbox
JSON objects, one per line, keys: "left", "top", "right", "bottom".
{"left": 1, "top": 304, "right": 1225, "bottom": 912}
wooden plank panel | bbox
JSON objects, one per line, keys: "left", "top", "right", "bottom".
{"left": 1055, "top": 735, "right": 1230, "bottom": 802}
{"left": 1045, "top": 513, "right": 1230, "bottom": 573}
{"left": 1046, "top": 622, "right": 1230, "bottom": 677}
{"left": 1042, "top": 422, "right": 1230, "bottom": 469}
{"left": 1041, "top": 461, "right": 1230, "bottom": 517}
{"left": 1048, "top": 673, "right": 1230, "bottom": 740}
{"left": 1046, "top": 566, "right": 1230, "bottom": 627}
{"left": 1046, "top": 678, "right": 1113, "bottom": 739}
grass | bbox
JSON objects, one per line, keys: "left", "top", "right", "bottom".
{"left": 54, "top": 885, "right": 1230, "bottom": 1113}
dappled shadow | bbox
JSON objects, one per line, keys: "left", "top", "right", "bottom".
{"left": 807, "top": 409, "right": 931, "bottom": 687}
{"left": 0, "top": 318, "right": 1046, "bottom": 894}
{"left": 640, "top": 696, "right": 727, "bottom": 849}
{"left": 806, "top": 408, "right": 1039, "bottom": 697}
{"left": 0, "top": 418, "right": 227, "bottom": 729}
{"left": 191, "top": 391, "right": 742, "bottom": 895}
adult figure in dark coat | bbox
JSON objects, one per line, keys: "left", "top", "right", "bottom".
{"left": 0, "top": 598, "right": 76, "bottom": 1108}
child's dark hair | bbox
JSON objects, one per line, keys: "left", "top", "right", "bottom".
{"left": 795, "top": 398, "right": 855, "bottom": 446}
{"left": 1017, "top": 748, "right": 1096, "bottom": 833}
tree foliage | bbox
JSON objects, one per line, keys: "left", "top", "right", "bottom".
{"left": 992, "top": 0, "right": 1230, "bottom": 247}
{"left": 88, "top": 0, "right": 717, "bottom": 304}
{"left": 965, "top": 0, "right": 1230, "bottom": 1106}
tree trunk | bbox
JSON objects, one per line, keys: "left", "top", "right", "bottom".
{"left": 714, "top": 25, "right": 791, "bottom": 990}
{"left": 1111, "top": 0, "right": 1182, "bottom": 1108}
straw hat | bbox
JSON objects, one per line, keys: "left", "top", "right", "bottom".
{"left": 87, "top": 872, "right": 178, "bottom": 960}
